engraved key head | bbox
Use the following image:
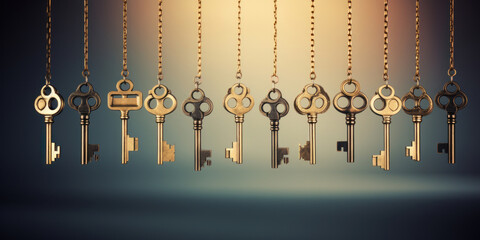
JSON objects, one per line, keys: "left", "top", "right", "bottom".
{"left": 182, "top": 88, "right": 213, "bottom": 121}
{"left": 107, "top": 79, "right": 143, "bottom": 114}
{"left": 68, "top": 82, "right": 101, "bottom": 116}
{"left": 144, "top": 84, "right": 177, "bottom": 117}
{"left": 370, "top": 85, "right": 402, "bottom": 117}
{"left": 259, "top": 88, "right": 289, "bottom": 122}
{"left": 34, "top": 84, "right": 65, "bottom": 118}
{"left": 435, "top": 81, "right": 468, "bottom": 115}
{"left": 401, "top": 84, "right": 433, "bottom": 116}
{"left": 224, "top": 83, "right": 254, "bottom": 117}
{"left": 294, "top": 83, "right": 330, "bottom": 116}
{"left": 333, "top": 79, "right": 368, "bottom": 114}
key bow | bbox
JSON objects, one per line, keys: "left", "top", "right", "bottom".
{"left": 370, "top": 85, "right": 401, "bottom": 117}
{"left": 182, "top": 88, "right": 213, "bottom": 120}
{"left": 144, "top": 84, "right": 177, "bottom": 116}
{"left": 107, "top": 79, "right": 143, "bottom": 114}
{"left": 224, "top": 83, "right": 254, "bottom": 116}
{"left": 68, "top": 82, "right": 101, "bottom": 115}
{"left": 435, "top": 81, "right": 468, "bottom": 115}
{"left": 294, "top": 83, "right": 330, "bottom": 116}
{"left": 35, "top": 84, "right": 65, "bottom": 117}
{"left": 402, "top": 85, "right": 433, "bottom": 116}
{"left": 260, "top": 88, "right": 289, "bottom": 121}
{"left": 333, "top": 79, "right": 368, "bottom": 114}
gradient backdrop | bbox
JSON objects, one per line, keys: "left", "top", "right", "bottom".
{"left": 2, "top": 0, "right": 480, "bottom": 239}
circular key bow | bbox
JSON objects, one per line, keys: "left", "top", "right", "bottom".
{"left": 34, "top": 84, "right": 65, "bottom": 117}
{"left": 68, "top": 82, "right": 101, "bottom": 115}
{"left": 435, "top": 81, "right": 468, "bottom": 115}
{"left": 333, "top": 79, "right": 368, "bottom": 114}
{"left": 260, "top": 88, "right": 289, "bottom": 121}
{"left": 182, "top": 88, "right": 213, "bottom": 121}
{"left": 401, "top": 85, "right": 433, "bottom": 116}
{"left": 224, "top": 83, "right": 254, "bottom": 116}
{"left": 370, "top": 85, "right": 402, "bottom": 117}
{"left": 294, "top": 83, "right": 330, "bottom": 116}
{"left": 144, "top": 84, "right": 177, "bottom": 116}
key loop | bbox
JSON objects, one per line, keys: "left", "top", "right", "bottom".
{"left": 447, "top": 68, "right": 457, "bottom": 78}
{"left": 260, "top": 88, "right": 289, "bottom": 121}
{"left": 333, "top": 79, "right": 367, "bottom": 114}
{"left": 182, "top": 88, "right": 213, "bottom": 120}
{"left": 271, "top": 74, "right": 279, "bottom": 84}
{"left": 145, "top": 84, "right": 177, "bottom": 116}
{"left": 194, "top": 76, "right": 202, "bottom": 88}
{"left": 294, "top": 83, "right": 330, "bottom": 115}
{"left": 35, "top": 84, "right": 65, "bottom": 117}
{"left": 401, "top": 85, "right": 433, "bottom": 116}
{"left": 310, "top": 72, "right": 316, "bottom": 81}
{"left": 121, "top": 69, "right": 129, "bottom": 78}
{"left": 224, "top": 83, "right": 254, "bottom": 116}
{"left": 370, "top": 84, "right": 401, "bottom": 117}
{"left": 68, "top": 81, "right": 101, "bottom": 114}
{"left": 435, "top": 81, "right": 467, "bottom": 114}
{"left": 236, "top": 71, "right": 242, "bottom": 80}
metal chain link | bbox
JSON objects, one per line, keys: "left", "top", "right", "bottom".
{"left": 347, "top": 0, "right": 352, "bottom": 82}
{"left": 45, "top": 0, "right": 52, "bottom": 84}
{"left": 383, "top": 0, "right": 389, "bottom": 85}
{"left": 414, "top": 0, "right": 420, "bottom": 85}
{"left": 271, "top": 0, "right": 279, "bottom": 86}
{"left": 236, "top": 0, "right": 242, "bottom": 81}
{"left": 158, "top": 0, "right": 163, "bottom": 83}
{"left": 194, "top": 0, "right": 202, "bottom": 88}
{"left": 83, "top": 0, "right": 90, "bottom": 81}
{"left": 309, "top": 0, "right": 316, "bottom": 81}
{"left": 122, "top": 0, "right": 129, "bottom": 78}
{"left": 448, "top": 0, "right": 456, "bottom": 80}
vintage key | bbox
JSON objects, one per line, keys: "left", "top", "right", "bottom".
{"left": 224, "top": 83, "right": 254, "bottom": 164}
{"left": 145, "top": 84, "right": 177, "bottom": 165}
{"left": 370, "top": 85, "right": 401, "bottom": 171}
{"left": 294, "top": 83, "right": 329, "bottom": 164}
{"left": 260, "top": 88, "right": 289, "bottom": 168}
{"left": 401, "top": 85, "right": 433, "bottom": 161}
{"left": 182, "top": 88, "right": 214, "bottom": 171}
{"left": 435, "top": 81, "right": 467, "bottom": 164}
{"left": 34, "top": 84, "right": 65, "bottom": 164}
{"left": 108, "top": 79, "right": 142, "bottom": 164}
{"left": 68, "top": 82, "right": 101, "bottom": 164}
{"left": 333, "top": 79, "right": 368, "bottom": 163}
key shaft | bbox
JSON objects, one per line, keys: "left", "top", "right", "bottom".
{"left": 382, "top": 117, "right": 391, "bottom": 171}
{"left": 406, "top": 115, "right": 422, "bottom": 161}
{"left": 44, "top": 117, "right": 59, "bottom": 165}
{"left": 271, "top": 121, "right": 279, "bottom": 168}
{"left": 308, "top": 116, "right": 316, "bottom": 164}
{"left": 194, "top": 120, "right": 203, "bottom": 171}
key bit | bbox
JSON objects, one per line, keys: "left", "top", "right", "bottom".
{"left": 277, "top": 147, "right": 289, "bottom": 166}
{"left": 68, "top": 81, "right": 101, "bottom": 165}
{"left": 35, "top": 84, "right": 65, "bottom": 164}
{"left": 160, "top": 141, "right": 175, "bottom": 163}
{"left": 182, "top": 88, "right": 213, "bottom": 171}
{"left": 299, "top": 141, "right": 311, "bottom": 161}
{"left": 294, "top": 83, "right": 330, "bottom": 164}
{"left": 108, "top": 78, "right": 142, "bottom": 164}
{"left": 333, "top": 79, "right": 368, "bottom": 163}
{"left": 435, "top": 81, "right": 467, "bottom": 164}
{"left": 373, "top": 151, "right": 388, "bottom": 170}
{"left": 225, "top": 141, "right": 240, "bottom": 163}
{"left": 87, "top": 144, "right": 100, "bottom": 162}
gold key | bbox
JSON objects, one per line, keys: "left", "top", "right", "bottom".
{"left": 224, "top": 83, "right": 254, "bottom": 164}
{"left": 294, "top": 83, "right": 329, "bottom": 164}
{"left": 260, "top": 88, "right": 289, "bottom": 168}
{"left": 182, "top": 88, "right": 214, "bottom": 171}
{"left": 435, "top": 81, "right": 467, "bottom": 164}
{"left": 144, "top": 84, "right": 177, "bottom": 165}
{"left": 333, "top": 79, "right": 368, "bottom": 163}
{"left": 401, "top": 85, "right": 433, "bottom": 161}
{"left": 370, "top": 85, "right": 401, "bottom": 170}
{"left": 68, "top": 82, "right": 101, "bottom": 164}
{"left": 34, "top": 84, "right": 65, "bottom": 164}
{"left": 108, "top": 78, "right": 142, "bottom": 164}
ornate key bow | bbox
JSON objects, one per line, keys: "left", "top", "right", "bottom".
{"left": 182, "top": 88, "right": 213, "bottom": 120}
{"left": 68, "top": 82, "right": 101, "bottom": 115}
{"left": 294, "top": 83, "right": 330, "bottom": 116}
{"left": 370, "top": 85, "right": 401, "bottom": 117}
{"left": 435, "top": 81, "right": 468, "bottom": 115}
{"left": 333, "top": 79, "right": 367, "bottom": 114}
{"left": 402, "top": 85, "right": 433, "bottom": 116}
{"left": 35, "top": 84, "right": 65, "bottom": 118}
{"left": 224, "top": 83, "right": 254, "bottom": 116}
{"left": 260, "top": 88, "right": 289, "bottom": 121}
{"left": 145, "top": 84, "right": 177, "bottom": 116}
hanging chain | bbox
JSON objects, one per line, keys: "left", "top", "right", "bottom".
{"left": 309, "top": 0, "right": 316, "bottom": 81}
{"left": 383, "top": 0, "right": 389, "bottom": 85}
{"left": 83, "top": 0, "right": 90, "bottom": 81}
{"left": 413, "top": 0, "right": 420, "bottom": 85}
{"left": 236, "top": 0, "right": 242, "bottom": 81}
{"left": 158, "top": 0, "right": 163, "bottom": 83}
{"left": 121, "top": 0, "right": 129, "bottom": 78}
{"left": 194, "top": 0, "right": 202, "bottom": 88}
{"left": 45, "top": 0, "right": 52, "bottom": 84}
{"left": 271, "top": 0, "right": 279, "bottom": 86}
{"left": 347, "top": 0, "right": 352, "bottom": 82}
{"left": 448, "top": 0, "right": 456, "bottom": 80}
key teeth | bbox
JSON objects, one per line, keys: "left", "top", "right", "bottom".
{"left": 52, "top": 142, "right": 60, "bottom": 162}
{"left": 225, "top": 142, "right": 240, "bottom": 163}
{"left": 337, "top": 141, "right": 348, "bottom": 152}
{"left": 127, "top": 135, "right": 139, "bottom": 152}
{"left": 278, "top": 147, "right": 289, "bottom": 165}
{"left": 162, "top": 141, "right": 175, "bottom": 162}
{"left": 298, "top": 141, "right": 310, "bottom": 161}
{"left": 372, "top": 151, "right": 386, "bottom": 170}
{"left": 437, "top": 143, "right": 449, "bottom": 154}
{"left": 88, "top": 144, "right": 100, "bottom": 163}
{"left": 406, "top": 142, "right": 418, "bottom": 161}
{"left": 201, "top": 150, "right": 212, "bottom": 168}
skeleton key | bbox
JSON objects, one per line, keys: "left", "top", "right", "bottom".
{"left": 68, "top": 82, "right": 101, "bottom": 164}
{"left": 34, "top": 84, "right": 65, "bottom": 164}
{"left": 401, "top": 85, "right": 433, "bottom": 161}
{"left": 224, "top": 83, "right": 254, "bottom": 164}
{"left": 108, "top": 79, "right": 142, "bottom": 164}
{"left": 370, "top": 85, "right": 401, "bottom": 171}
{"left": 294, "top": 83, "right": 329, "bottom": 164}
{"left": 260, "top": 88, "right": 289, "bottom": 168}
{"left": 144, "top": 84, "right": 177, "bottom": 165}
{"left": 435, "top": 81, "right": 467, "bottom": 164}
{"left": 182, "top": 88, "right": 214, "bottom": 171}
{"left": 333, "top": 79, "right": 368, "bottom": 163}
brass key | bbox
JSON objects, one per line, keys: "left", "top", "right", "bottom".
{"left": 182, "top": 88, "right": 214, "bottom": 171}
{"left": 108, "top": 79, "right": 142, "bottom": 164}
{"left": 370, "top": 85, "right": 401, "bottom": 170}
{"left": 145, "top": 84, "right": 177, "bottom": 165}
{"left": 333, "top": 79, "right": 368, "bottom": 163}
{"left": 224, "top": 83, "right": 254, "bottom": 164}
{"left": 34, "top": 84, "right": 65, "bottom": 164}
{"left": 68, "top": 82, "right": 101, "bottom": 164}
{"left": 260, "top": 88, "right": 289, "bottom": 168}
{"left": 401, "top": 85, "right": 433, "bottom": 161}
{"left": 435, "top": 81, "right": 467, "bottom": 164}
{"left": 294, "top": 83, "right": 329, "bottom": 164}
